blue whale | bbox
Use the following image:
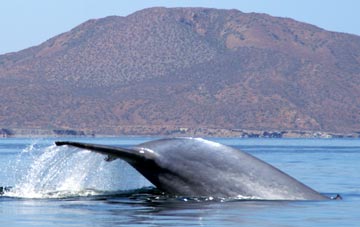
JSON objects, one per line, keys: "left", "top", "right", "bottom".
{"left": 55, "top": 137, "right": 329, "bottom": 200}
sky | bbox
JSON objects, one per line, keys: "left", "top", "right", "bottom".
{"left": 0, "top": 0, "right": 359, "bottom": 54}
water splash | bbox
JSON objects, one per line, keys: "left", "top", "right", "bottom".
{"left": 5, "top": 143, "right": 151, "bottom": 198}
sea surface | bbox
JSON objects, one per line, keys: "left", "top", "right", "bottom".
{"left": 0, "top": 137, "right": 359, "bottom": 227}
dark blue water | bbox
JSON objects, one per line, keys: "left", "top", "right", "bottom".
{"left": 1, "top": 137, "right": 359, "bottom": 226}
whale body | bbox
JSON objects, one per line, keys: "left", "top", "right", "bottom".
{"left": 55, "top": 137, "right": 328, "bottom": 200}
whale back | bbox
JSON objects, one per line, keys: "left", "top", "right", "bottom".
{"left": 133, "top": 138, "right": 327, "bottom": 200}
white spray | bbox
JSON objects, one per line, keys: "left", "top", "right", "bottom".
{"left": 6, "top": 143, "right": 151, "bottom": 198}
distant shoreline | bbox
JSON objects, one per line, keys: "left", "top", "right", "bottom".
{"left": 1, "top": 127, "right": 359, "bottom": 139}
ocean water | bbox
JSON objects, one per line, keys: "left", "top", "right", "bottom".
{"left": 0, "top": 137, "right": 359, "bottom": 226}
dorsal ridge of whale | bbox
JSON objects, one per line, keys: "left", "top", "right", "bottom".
{"left": 55, "top": 137, "right": 329, "bottom": 200}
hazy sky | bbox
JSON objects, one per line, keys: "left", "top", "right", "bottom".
{"left": 0, "top": 0, "right": 358, "bottom": 54}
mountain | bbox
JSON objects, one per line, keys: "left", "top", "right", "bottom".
{"left": 1, "top": 7, "right": 360, "bottom": 136}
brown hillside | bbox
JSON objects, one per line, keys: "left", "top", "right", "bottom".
{"left": 0, "top": 7, "right": 360, "bottom": 134}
